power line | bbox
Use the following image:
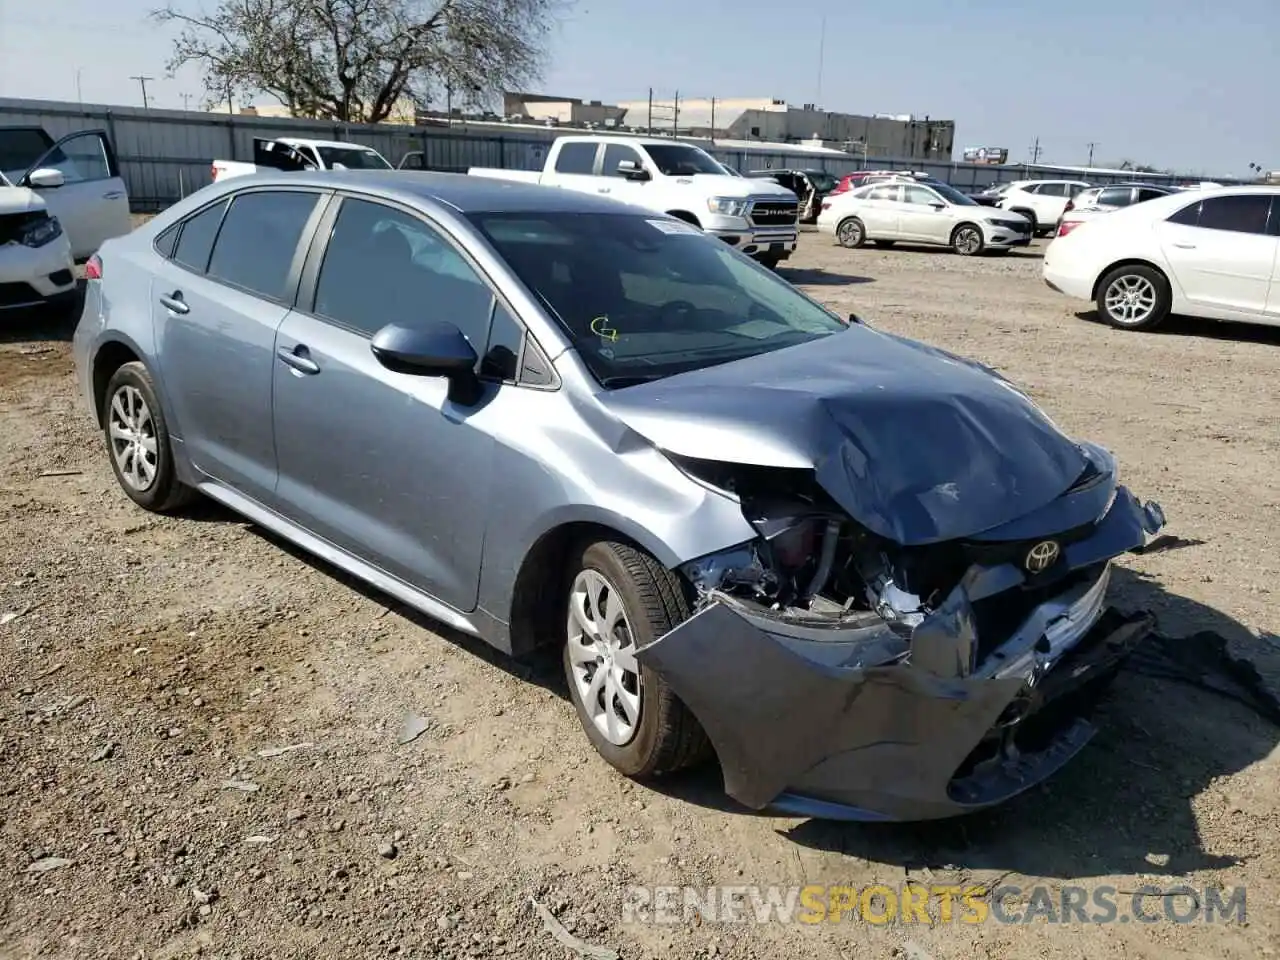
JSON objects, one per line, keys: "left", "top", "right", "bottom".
{"left": 129, "top": 75, "right": 155, "bottom": 109}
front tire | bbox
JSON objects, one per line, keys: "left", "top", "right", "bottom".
{"left": 951, "top": 223, "right": 985, "bottom": 256}
{"left": 1095, "top": 264, "right": 1171, "bottom": 331}
{"left": 836, "top": 217, "right": 866, "bottom": 248}
{"left": 562, "top": 540, "right": 710, "bottom": 778}
{"left": 102, "top": 361, "right": 195, "bottom": 512}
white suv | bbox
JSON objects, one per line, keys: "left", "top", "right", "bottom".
{"left": 996, "top": 180, "right": 1093, "bottom": 236}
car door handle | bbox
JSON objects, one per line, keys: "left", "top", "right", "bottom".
{"left": 159, "top": 291, "right": 189, "bottom": 315}
{"left": 277, "top": 345, "right": 320, "bottom": 375}
{"left": 597, "top": 186, "right": 611, "bottom": 194}
{"left": 103, "top": 190, "right": 126, "bottom": 200}
{"left": 1172, "top": 242, "right": 1196, "bottom": 249}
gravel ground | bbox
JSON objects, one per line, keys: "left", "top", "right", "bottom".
{"left": 1, "top": 232, "right": 1278, "bottom": 960}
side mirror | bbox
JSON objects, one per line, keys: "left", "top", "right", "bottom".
{"left": 929, "top": 202, "right": 946, "bottom": 210}
{"left": 27, "top": 168, "right": 65, "bottom": 189}
{"left": 617, "top": 160, "right": 650, "bottom": 181}
{"left": 370, "top": 321, "right": 482, "bottom": 405}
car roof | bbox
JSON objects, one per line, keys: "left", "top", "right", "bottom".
{"left": 200, "top": 169, "right": 656, "bottom": 216}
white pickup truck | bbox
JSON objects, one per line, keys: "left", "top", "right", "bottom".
{"left": 470, "top": 136, "right": 801, "bottom": 268}
{"left": 211, "top": 137, "right": 394, "bottom": 183}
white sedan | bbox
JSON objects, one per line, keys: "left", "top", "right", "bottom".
{"left": 1043, "top": 185, "right": 1280, "bottom": 331}
{"left": 816, "top": 180, "right": 1033, "bottom": 255}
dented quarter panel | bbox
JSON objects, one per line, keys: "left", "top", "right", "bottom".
{"left": 598, "top": 325, "right": 1089, "bottom": 545}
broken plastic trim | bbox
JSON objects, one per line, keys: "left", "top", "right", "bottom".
{"left": 643, "top": 485, "right": 1167, "bottom": 820}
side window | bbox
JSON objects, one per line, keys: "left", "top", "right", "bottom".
{"left": 903, "top": 185, "right": 940, "bottom": 206}
{"left": 480, "top": 301, "right": 525, "bottom": 381}
{"left": 401, "top": 153, "right": 427, "bottom": 170}
{"left": 1195, "top": 195, "right": 1272, "bottom": 235}
{"left": 602, "top": 143, "right": 644, "bottom": 178}
{"left": 1039, "top": 183, "right": 1066, "bottom": 198}
{"left": 313, "top": 197, "right": 494, "bottom": 350}
{"left": 1166, "top": 201, "right": 1202, "bottom": 227}
{"left": 155, "top": 224, "right": 180, "bottom": 259}
{"left": 867, "top": 184, "right": 900, "bottom": 202}
{"left": 172, "top": 199, "right": 228, "bottom": 273}
{"left": 206, "top": 190, "right": 320, "bottom": 301}
{"left": 1097, "top": 187, "right": 1132, "bottom": 207}
{"left": 1136, "top": 188, "right": 1167, "bottom": 203}
{"left": 39, "top": 131, "right": 113, "bottom": 184}
{"left": 554, "top": 142, "right": 598, "bottom": 175}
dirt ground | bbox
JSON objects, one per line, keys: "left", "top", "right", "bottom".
{"left": 1, "top": 232, "right": 1278, "bottom": 960}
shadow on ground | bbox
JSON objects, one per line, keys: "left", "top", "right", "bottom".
{"left": 193, "top": 504, "right": 1278, "bottom": 883}
{"left": 0, "top": 284, "right": 83, "bottom": 345}
{"left": 777, "top": 267, "right": 875, "bottom": 286}
{"left": 1073, "top": 310, "right": 1280, "bottom": 346}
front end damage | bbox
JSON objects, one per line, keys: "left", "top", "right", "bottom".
{"left": 636, "top": 450, "right": 1167, "bottom": 822}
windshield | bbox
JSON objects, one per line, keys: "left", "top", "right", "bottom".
{"left": 466, "top": 211, "right": 848, "bottom": 386}
{"left": 641, "top": 143, "right": 726, "bottom": 176}
{"left": 717, "top": 162, "right": 743, "bottom": 177}
{"left": 931, "top": 182, "right": 979, "bottom": 206}
{"left": 315, "top": 145, "right": 392, "bottom": 170}
{"left": 0, "top": 128, "right": 54, "bottom": 183}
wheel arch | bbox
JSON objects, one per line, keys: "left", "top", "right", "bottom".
{"left": 91, "top": 337, "right": 144, "bottom": 427}
{"left": 506, "top": 517, "right": 694, "bottom": 657}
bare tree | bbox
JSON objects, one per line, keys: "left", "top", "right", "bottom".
{"left": 153, "top": 0, "right": 565, "bottom": 123}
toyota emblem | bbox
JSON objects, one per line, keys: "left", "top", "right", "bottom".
{"left": 1024, "top": 540, "right": 1061, "bottom": 574}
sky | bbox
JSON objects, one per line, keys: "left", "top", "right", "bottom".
{"left": 1, "top": 0, "right": 1275, "bottom": 176}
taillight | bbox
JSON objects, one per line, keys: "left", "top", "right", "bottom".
{"left": 1057, "top": 221, "right": 1082, "bottom": 237}
{"left": 210, "top": 163, "right": 218, "bottom": 182}
{"left": 84, "top": 254, "right": 103, "bottom": 280}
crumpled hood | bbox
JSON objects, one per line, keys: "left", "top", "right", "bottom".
{"left": 597, "top": 325, "right": 1089, "bottom": 545}
{"left": 0, "top": 186, "right": 47, "bottom": 216}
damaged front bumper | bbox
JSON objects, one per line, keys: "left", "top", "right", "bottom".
{"left": 637, "top": 486, "right": 1164, "bottom": 821}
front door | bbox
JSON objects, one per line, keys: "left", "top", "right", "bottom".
{"left": 599, "top": 142, "right": 651, "bottom": 207}
{"left": 897, "top": 184, "right": 954, "bottom": 243}
{"left": 857, "top": 183, "right": 903, "bottom": 238}
{"left": 271, "top": 195, "right": 497, "bottom": 611}
{"left": 150, "top": 188, "right": 324, "bottom": 501}
{"left": 24, "top": 130, "right": 131, "bottom": 259}
{"left": 1157, "top": 193, "right": 1278, "bottom": 315}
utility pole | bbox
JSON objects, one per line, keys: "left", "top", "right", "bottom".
{"left": 1086, "top": 141, "right": 1097, "bottom": 166}
{"left": 129, "top": 75, "right": 154, "bottom": 109}
{"left": 181, "top": 93, "right": 192, "bottom": 111}
{"left": 1029, "top": 136, "right": 1042, "bottom": 164}
{"left": 672, "top": 90, "right": 679, "bottom": 137}
{"left": 710, "top": 97, "right": 716, "bottom": 143}
{"left": 75, "top": 69, "right": 83, "bottom": 106}
{"left": 647, "top": 87, "right": 653, "bottom": 137}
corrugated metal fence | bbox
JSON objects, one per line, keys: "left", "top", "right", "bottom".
{"left": 0, "top": 96, "right": 1231, "bottom": 212}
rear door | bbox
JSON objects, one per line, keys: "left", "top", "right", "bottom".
{"left": 1156, "top": 193, "right": 1278, "bottom": 315}
{"left": 540, "top": 141, "right": 603, "bottom": 194}
{"left": 858, "top": 183, "right": 903, "bottom": 237}
{"left": 150, "top": 187, "right": 327, "bottom": 500}
{"left": 21, "top": 130, "right": 131, "bottom": 259}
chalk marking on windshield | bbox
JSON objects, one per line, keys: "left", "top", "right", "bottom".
{"left": 590, "top": 316, "right": 620, "bottom": 342}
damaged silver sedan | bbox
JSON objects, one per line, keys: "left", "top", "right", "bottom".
{"left": 76, "top": 173, "right": 1165, "bottom": 822}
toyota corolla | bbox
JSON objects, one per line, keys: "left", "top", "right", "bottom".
{"left": 73, "top": 171, "right": 1166, "bottom": 821}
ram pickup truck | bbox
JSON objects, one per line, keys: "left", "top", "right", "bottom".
{"left": 211, "top": 137, "right": 394, "bottom": 183}
{"left": 469, "top": 136, "right": 800, "bottom": 268}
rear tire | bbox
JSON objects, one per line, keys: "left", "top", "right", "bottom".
{"left": 836, "top": 217, "right": 866, "bottom": 248}
{"left": 756, "top": 254, "right": 784, "bottom": 271}
{"left": 102, "top": 362, "right": 196, "bottom": 513}
{"left": 562, "top": 540, "right": 710, "bottom": 778}
{"left": 1095, "top": 264, "right": 1171, "bottom": 331}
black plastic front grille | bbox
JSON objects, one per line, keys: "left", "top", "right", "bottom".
{"left": 749, "top": 201, "right": 799, "bottom": 227}
{"left": 0, "top": 282, "right": 45, "bottom": 308}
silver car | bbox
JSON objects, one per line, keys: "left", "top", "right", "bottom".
{"left": 73, "top": 171, "right": 1167, "bottom": 821}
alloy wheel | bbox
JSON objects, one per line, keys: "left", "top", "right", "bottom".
{"left": 566, "top": 569, "right": 643, "bottom": 746}
{"left": 1104, "top": 274, "right": 1157, "bottom": 326}
{"left": 108, "top": 385, "right": 158, "bottom": 491}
